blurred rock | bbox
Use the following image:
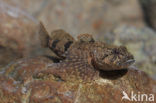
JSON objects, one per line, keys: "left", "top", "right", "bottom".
{"left": 139, "top": 0, "right": 156, "bottom": 30}
{"left": 0, "top": 1, "right": 50, "bottom": 68}
{"left": 2, "top": 0, "right": 145, "bottom": 37}
{"left": 102, "top": 25, "right": 156, "bottom": 78}
{"left": 0, "top": 56, "right": 155, "bottom": 103}
{"left": 1, "top": 0, "right": 44, "bottom": 16}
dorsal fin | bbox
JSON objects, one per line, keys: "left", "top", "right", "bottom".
{"left": 48, "top": 29, "right": 75, "bottom": 58}
{"left": 77, "top": 34, "right": 95, "bottom": 43}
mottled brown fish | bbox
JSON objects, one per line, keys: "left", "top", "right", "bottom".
{"left": 34, "top": 33, "right": 134, "bottom": 81}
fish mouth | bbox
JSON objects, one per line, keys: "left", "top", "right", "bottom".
{"left": 122, "top": 59, "right": 135, "bottom": 66}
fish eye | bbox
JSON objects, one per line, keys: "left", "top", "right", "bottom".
{"left": 112, "top": 48, "right": 120, "bottom": 54}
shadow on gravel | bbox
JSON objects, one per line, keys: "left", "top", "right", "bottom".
{"left": 99, "top": 69, "right": 128, "bottom": 80}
